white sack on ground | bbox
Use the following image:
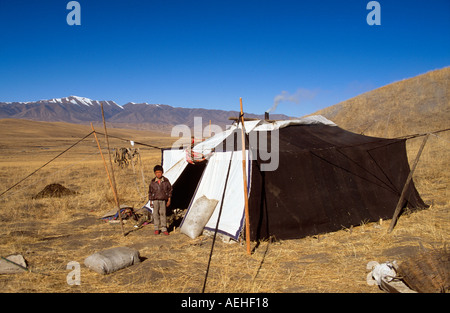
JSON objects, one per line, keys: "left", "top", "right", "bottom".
{"left": 180, "top": 195, "right": 219, "bottom": 239}
{"left": 84, "top": 247, "right": 140, "bottom": 275}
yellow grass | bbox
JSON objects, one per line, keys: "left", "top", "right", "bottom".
{"left": 0, "top": 117, "right": 448, "bottom": 293}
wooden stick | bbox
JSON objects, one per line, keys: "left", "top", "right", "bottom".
{"left": 91, "top": 123, "right": 124, "bottom": 235}
{"left": 388, "top": 134, "right": 430, "bottom": 233}
{"left": 137, "top": 148, "right": 147, "bottom": 192}
{"left": 91, "top": 123, "right": 115, "bottom": 199}
{"left": 99, "top": 105, "right": 125, "bottom": 236}
{"left": 240, "top": 97, "right": 251, "bottom": 255}
{"left": 228, "top": 117, "right": 260, "bottom": 122}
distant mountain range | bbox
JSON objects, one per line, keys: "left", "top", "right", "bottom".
{"left": 0, "top": 95, "right": 290, "bottom": 132}
{"left": 3, "top": 67, "right": 448, "bottom": 135}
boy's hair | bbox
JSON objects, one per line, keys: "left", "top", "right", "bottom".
{"left": 153, "top": 165, "right": 164, "bottom": 173}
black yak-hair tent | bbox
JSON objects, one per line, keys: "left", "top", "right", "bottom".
{"left": 144, "top": 115, "right": 427, "bottom": 241}
{"left": 247, "top": 120, "right": 427, "bottom": 240}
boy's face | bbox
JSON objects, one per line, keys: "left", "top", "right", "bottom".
{"left": 155, "top": 170, "right": 163, "bottom": 179}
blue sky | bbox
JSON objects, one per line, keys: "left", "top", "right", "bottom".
{"left": 0, "top": 0, "right": 449, "bottom": 117}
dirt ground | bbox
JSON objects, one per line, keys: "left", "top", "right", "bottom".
{"left": 1, "top": 204, "right": 447, "bottom": 293}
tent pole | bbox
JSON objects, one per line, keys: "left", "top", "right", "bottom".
{"left": 137, "top": 148, "right": 147, "bottom": 192}
{"left": 91, "top": 123, "right": 119, "bottom": 204}
{"left": 99, "top": 105, "right": 126, "bottom": 236}
{"left": 388, "top": 133, "right": 430, "bottom": 233}
{"left": 240, "top": 97, "right": 252, "bottom": 255}
{"left": 91, "top": 123, "right": 125, "bottom": 236}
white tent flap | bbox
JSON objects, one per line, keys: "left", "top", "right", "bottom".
{"left": 163, "top": 157, "right": 188, "bottom": 184}
{"left": 182, "top": 150, "right": 251, "bottom": 240}
{"left": 162, "top": 149, "right": 186, "bottom": 173}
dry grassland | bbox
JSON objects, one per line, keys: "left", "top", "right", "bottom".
{"left": 0, "top": 118, "right": 448, "bottom": 293}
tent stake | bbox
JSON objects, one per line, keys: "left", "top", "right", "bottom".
{"left": 388, "top": 133, "right": 430, "bottom": 233}
{"left": 99, "top": 105, "right": 125, "bottom": 236}
{"left": 240, "top": 97, "right": 252, "bottom": 255}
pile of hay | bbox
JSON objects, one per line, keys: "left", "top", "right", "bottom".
{"left": 32, "top": 183, "right": 78, "bottom": 199}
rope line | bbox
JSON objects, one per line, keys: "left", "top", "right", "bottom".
{"left": 0, "top": 131, "right": 94, "bottom": 199}
{"left": 201, "top": 149, "right": 235, "bottom": 293}
{"left": 93, "top": 131, "right": 170, "bottom": 150}
{"left": 202, "top": 113, "right": 244, "bottom": 293}
{"left": 0, "top": 150, "right": 100, "bottom": 199}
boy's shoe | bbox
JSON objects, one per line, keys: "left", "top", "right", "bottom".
{"left": 154, "top": 230, "right": 160, "bottom": 235}
{"left": 163, "top": 231, "right": 169, "bottom": 236}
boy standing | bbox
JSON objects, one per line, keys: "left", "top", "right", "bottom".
{"left": 148, "top": 165, "right": 173, "bottom": 235}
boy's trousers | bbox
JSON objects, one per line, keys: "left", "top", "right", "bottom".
{"left": 152, "top": 200, "right": 167, "bottom": 232}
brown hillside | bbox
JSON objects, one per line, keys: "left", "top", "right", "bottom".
{"left": 313, "top": 67, "right": 450, "bottom": 138}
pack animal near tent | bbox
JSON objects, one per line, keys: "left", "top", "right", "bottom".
{"left": 144, "top": 115, "right": 427, "bottom": 241}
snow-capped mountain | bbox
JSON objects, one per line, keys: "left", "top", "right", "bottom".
{"left": 0, "top": 96, "right": 124, "bottom": 123}
{"left": 41, "top": 96, "right": 123, "bottom": 109}
{"left": 0, "top": 96, "right": 291, "bottom": 130}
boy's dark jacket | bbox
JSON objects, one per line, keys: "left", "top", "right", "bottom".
{"left": 148, "top": 176, "right": 172, "bottom": 201}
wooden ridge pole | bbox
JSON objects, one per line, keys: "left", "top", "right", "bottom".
{"left": 388, "top": 133, "right": 430, "bottom": 233}
{"left": 240, "top": 97, "right": 251, "bottom": 255}
{"left": 99, "top": 104, "right": 125, "bottom": 236}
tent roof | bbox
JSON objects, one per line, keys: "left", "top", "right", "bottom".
{"left": 193, "top": 115, "right": 336, "bottom": 153}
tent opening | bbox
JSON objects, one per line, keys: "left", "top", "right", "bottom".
{"left": 170, "top": 161, "right": 208, "bottom": 212}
